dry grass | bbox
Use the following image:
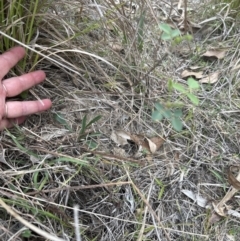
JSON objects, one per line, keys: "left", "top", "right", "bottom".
{"left": 1, "top": 0, "right": 240, "bottom": 240}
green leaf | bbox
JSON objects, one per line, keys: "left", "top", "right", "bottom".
{"left": 171, "top": 29, "right": 181, "bottom": 38}
{"left": 162, "top": 109, "right": 172, "bottom": 119}
{"left": 152, "top": 110, "right": 163, "bottom": 121}
{"left": 86, "top": 140, "right": 98, "bottom": 150}
{"left": 167, "top": 79, "right": 173, "bottom": 91}
{"left": 53, "top": 112, "right": 72, "bottom": 131}
{"left": 172, "top": 82, "right": 187, "bottom": 93}
{"left": 159, "top": 23, "right": 172, "bottom": 34}
{"left": 173, "top": 109, "right": 183, "bottom": 117}
{"left": 137, "top": 10, "right": 145, "bottom": 52}
{"left": 171, "top": 117, "right": 183, "bottom": 132}
{"left": 161, "top": 32, "right": 172, "bottom": 40}
{"left": 154, "top": 102, "right": 164, "bottom": 111}
{"left": 186, "top": 93, "right": 199, "bottom": 105}
{"left": 187, "top": 77, "right": 200, "bottom": 89}
{"left": 21, "top": 229, "right": 31, "bottom": 238}
{"left": 86, "top": 115, "right": 102, "bottom": 128}
{"left": 80, "top": 115, "right": 87, "bottom": 135}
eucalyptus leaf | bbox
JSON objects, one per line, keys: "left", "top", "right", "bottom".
{"left": 172, "top": 82, "right": 187, "bottom": 93}
{"left": 171, "top": 29, "right": 181, "bottom": 38}
{"left": 173, "top": 109, "right": 183, "bottom": 117}
{"left": 171, "top": 117, "right": 183, "bottom": 132}
{"left": 154, "top": 102, "right": 164, "bottom": 111}
{"left": 161, "top": 32, "right": 172, "bottom": 40}
{"left": 162, "top": 109, "right": 172, "bottom": 119}
{"left": 186, "top": 93, "right": 199, "bottom": 105}
{"left": 159, "top": 23, "right": 172, "bottom": 34}
{"left": 187, "top": 77, "right": 200, "bottom": 89}
{"left": 152, "top": 110, "right": 163, "bottom": 121}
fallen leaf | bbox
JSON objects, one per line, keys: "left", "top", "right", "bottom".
{"left": 202, "top": 49, "right": 227, "bottom": 59}
{"left": 199, "top": 72, "right": 219, "bottom": 84}
{"left": 130, "top": 134, "right": 164, "bottom": 154}
{"left": 110, "top": 130, "right": 131, "bottom": 145}
{"left": 227, "top": 166, "right": 240, "bottom": 190}
{"left": 208, "top": 212, "right": 222, "bottom": 225}
{"left": 181, "top": 189, "right": 208, "bottom": 208}
{"left": 150, "top": 137, "right": 165, "bottom": 151}
{"left": 181, "top": 70, "right": 204, "bottom": 79}
{"left": 212, "top": 201, "right": 226, "bottom": 217}
{"left": 227, "top": 209, "right": 240, "bottom": 218}
{"left": 110, "top": 42, "right": 124, "bottom": 52}
{"left": 113, "top": 147, "right": 128, "bottom": 157}
{"left": 146, "top": 138, "right": 157, "bottom": 153}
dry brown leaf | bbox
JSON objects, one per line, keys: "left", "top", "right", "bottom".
{"left": 208, "top": 212, "right": 222, "bottom": 225}
{"left": 212, "top": 201, "right": 227, "bottom": 217}
{"left": 202, "top": 49, "right": 227, "bottom": 59}
{"left": 110, "top": 130, "right": 131, "bottom": 145}
{"left": 130, "top": 135, "right": 164, "bottom": 154}
{"left": 149, "top": 137, "right": 165, "bottom": 151}
{"left": 181, "top": 70, "right": 204, "bottom": 79}
{"left": 113, "top": 147, "right": 128, "bottom": 157}
{"left": 227, "top": 166, "right": 240, "bottom": 190}
{"left": 146, "top": 138, "right": 157, "bottom": 153}
{"left": 199, "top": 72, "right": 219, "bottom": 84}
{"left": 110, "top": 42, "right": 124, "bottom": 52}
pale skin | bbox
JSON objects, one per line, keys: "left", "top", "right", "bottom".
{"left": 0, "top": 46, "right": 52, "bottom": 130}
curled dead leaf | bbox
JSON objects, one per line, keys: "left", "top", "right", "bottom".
{"left": 150, "top": 137, "right": 165, "bottom": 151}
{"left": 199, "top": 72, "right": 219, "bottom": 84}
{"left": 212, "top": 201, "right": 227, "bottom": 217}
{"left": 181, "top": 70, "right": 204, "bottom": 79}
{"left": 110, "top": 42, "right": 124, "bottom": 52}
{"left": 202, "top": 49, "right": 227, "bottom": 59}
{"left": 227, "top": 166, "right": 240, "bottom": 190}
{"left": 130, "top": 134, "right": 164, "bottom": 154}
{"left": 110, "top": 130, "right": 131, "bottom": 146}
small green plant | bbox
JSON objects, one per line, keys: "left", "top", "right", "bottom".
{"left": 152, "top": 103, "right": 183, "bottom": 132}
{"left": 169, "top": 77, "right": 200, "bottom": 106}
{"left": 152, "top": 23, "right": 199, "bottom": 131}
{"left": 53, "top": 112, "right": 101, "bottom": 149}
{"left": 158, "top": 23, "right": 181, "bottom": 41}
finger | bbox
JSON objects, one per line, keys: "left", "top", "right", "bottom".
{"left": 0, "top": 46, "right": 25, "bottom": 80}
{"left": 5, "top": 99, "right": 52, "bottom": 118}
{"left": 2, "top": 70, "right": 46, "bottom": 97}
{"left": 0, "top": 117, "right": 26, "bottom": 130}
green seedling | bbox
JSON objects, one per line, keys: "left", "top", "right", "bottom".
{"left": 137, "top": 10, "right": 146, "bottom": 52}
{"left": 159, "top": 23, "right": 181, "bottom": 41}
{"left": 53, "top": 112, "right": 101, "bottom": 149}
{"left": 169, "top": 77, "right": 200, "bottom": 106}
{"left": 152, "top": 78, "right": 200, "bottom": 131}
{"left": 152, "top": 102, "right": 183, "bottom": 132}
{"left": 152, "top": 23, "right": 199, "bottom": 131}
{"left": 79, "top": 114, "right": 102, "bottom": 137}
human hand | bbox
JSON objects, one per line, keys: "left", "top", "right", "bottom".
{"left": 0, "top": 46, "right": 52, "bottom": 130}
